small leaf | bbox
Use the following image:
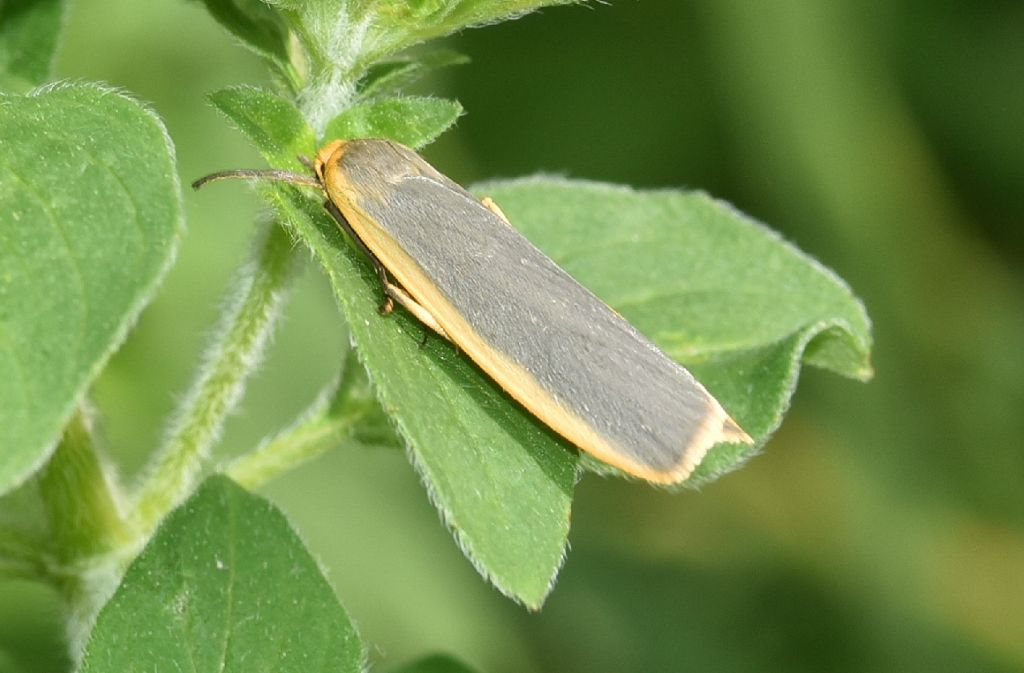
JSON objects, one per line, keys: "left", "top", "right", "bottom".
{"left": 208, "top": 85, "right": 316, "bottom": 166}
{"left": 0, "top": 0, "right": 68, "bottom": 91}
{"left": 191, "top": 0, "right": 291, "bottom": 74}
{"left": 473, "top": 177, "right": 872, "bottom": 485}
{"left": 355, "top": 0, "right": 583, "bottom": 60}
{"left": 389, "top": 655, "right": 481, "bottom": 673}
{"left": 80, "top": 476, "right": 363, "bottom": 673}
{"left": 322, "top": 96, "right": 462, "bottom": 148}
{"left": 265, "top": 185, "right": 575, "bottom": 609}
{"left": 359, "top": 49, "right": 470, "bottom": 99}
{"left": 0, "top": 83, "right": 183, "bottom": 496}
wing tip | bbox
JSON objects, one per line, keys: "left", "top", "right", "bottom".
{"left": 720, "top": 413, "right": 754, "bottom": 446}
{"left": 573, "top": 405, "right": 756, "bottom": 486}
{"left": 654, "top": 407, "right": 754, "bottom": 485}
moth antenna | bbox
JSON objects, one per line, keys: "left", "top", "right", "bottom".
{"left": 191, "top": 169, "right": 321, "bottom": 191}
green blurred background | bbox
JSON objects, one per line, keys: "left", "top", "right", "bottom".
{"left": 2, "top": 0, "right": 1023, "bottom": 671}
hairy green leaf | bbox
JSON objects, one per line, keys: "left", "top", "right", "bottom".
{"left": 359, "top": 49, "right": 470, "bottom": 100}
{"left": 0, "top": 0, "right": 67, "bottom": 91}
{"left": 212, "top": 87, "right": 867, "bottom": 598}
{"left": 326, "top": 347, "right": 402, "bottom": 449}
{"left": 256, "top": 167, "right": 869, "bottom": 600}
{"left": 322, "top": 96, "right": 462, "bottom": 148}
{"left": 80, "top": 476, "right": 363, "bottom": 673}
{"left": 474, "top": 177, "right": 872, "bottom": 485}
{"left": 191, "top": 0, "right": 291, "bottom": 74}
{"left": 354, "top": 0, "right": 582, "bottom": 60}
{"left": 264, "top": 185, "right": 576, "bottom": 609}
{"left": 259, "top": 1, "right": 576, "bottom": 100}
{"left": 209, "top": 85, "right": 316, "bottom": 166}
{"left": 0, "top": 83, "right": 182, "bottom": 496}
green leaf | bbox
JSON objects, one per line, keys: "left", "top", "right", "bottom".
{"left": 209, "top": 85, "right": 317, "bottom": 166}
{"left": 264, "top": 185, "right": 576, "bottom": 609}
{"left": 389, "top": 655, "right": 481, "bottom": 673}
{"left": 359, "top": 49, "right": 470, "bottom": 99}
{"left": 0, "top": 83, "right": 183, "bottom": 496}
{"left": 322, "top": 96, "right": 462, "bottom": 149}
{"left": 326, "top": 347, "right": 402, "bottom": 449}
{"left": 0, "top": 0, "right": 68, "bottom": 91}
{"left": 80, "top": 476, "right": 363, "bottom": 673}
{"left": 473, "top": 177, "right": 873, "bottom": 485}
{"left": 191, "top": 0, "right": 291, "bottom": 74}
{"left": 353, "top": 0, "right": 583, "bottom": 60}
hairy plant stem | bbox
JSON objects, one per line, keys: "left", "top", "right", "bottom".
{"left": 34, "top": 408, "right": 134, "bottom": 658}
{"left": 38, "top": 408, "right": 130, "bottom": 561}
{"left": 131, "top": 221, "right": 301, "bottom": 537}
{"left": 226, "top": 348, "right": 378, "bottom": 490}
{"left": 227, "top": 412, "right": 343, "bottom": 491}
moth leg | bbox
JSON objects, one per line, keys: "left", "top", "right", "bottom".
{"left": 382, "top": 282, "right": 450, "bottom": 341}
{"left": 480, "top": 196, "right": 511, "bottom": 225}
{"left": 373, "top": 268, "right": 395, "bottom": 315}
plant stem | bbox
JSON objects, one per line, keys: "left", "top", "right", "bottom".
{"left": 0, "top": 528, "right": 47, "bottom": 580}
{"left": 0, "top": 557, "right": 41, "bottom": 580}
{"left": 33, "top": 408, "right": 136, "bottom": 656}
{"left": 227, "top": 415, "right": 341, "bottom": 491}
{"left": 38, "top": 408, "right": 129, "bottom": 561}
{"left": 131, "top": 221, "right": 300, "bottom": 535}
{"left": 227, "top": 349, "right": 373, "bottom": 490}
